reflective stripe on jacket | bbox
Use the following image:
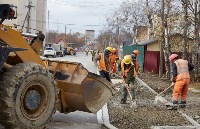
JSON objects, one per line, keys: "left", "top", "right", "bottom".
{"left": 99, "top": 53, "right": 107, "bottom": 71}
{"left": 174, "top": 59, "right": 190, "bottom": 81}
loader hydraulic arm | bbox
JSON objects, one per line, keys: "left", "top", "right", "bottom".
{"left": 0, "top": 24, "right": 45, "bottom": 67}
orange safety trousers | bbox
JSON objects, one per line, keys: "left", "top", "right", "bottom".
{"left": 172, "top": 78, "right": 190, "bottom": 101}
{"left": 110, "top": 61, "right": 116, "bottom": 73}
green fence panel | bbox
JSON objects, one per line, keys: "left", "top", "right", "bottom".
{"left": 123, "top": 45, "right": 144, "bottom": 71}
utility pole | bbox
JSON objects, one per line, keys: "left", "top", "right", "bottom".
{"left": 116, "top": 17, "right": 122, "bottom": 58}
{"left": 116, "top": 17, "right": 120, "bottom": 46}
{"left": 26, "top": 0, "right": 34, "bottom": 33}
{"left": 65, "top": 25, "right": 67, "bottom": 38}
{"left": 48, "top": 10, "right": 49, "bottom": 42}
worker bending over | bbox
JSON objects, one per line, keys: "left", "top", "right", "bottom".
{"left": 120, "top": 55, "right": 137, "bottom": 104}
{"left": 168, "top": 54, "right": 194, "bottom": 109}
{"left": 95, "top": 47, "right": 113, "bottom": 82}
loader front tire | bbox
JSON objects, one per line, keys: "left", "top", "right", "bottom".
{"left": 0, "top": 62, "right": 57, "bottom": 129}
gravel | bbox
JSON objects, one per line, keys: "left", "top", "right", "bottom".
{"left": 108, "top": 73, "right": 200, "bottom": 129}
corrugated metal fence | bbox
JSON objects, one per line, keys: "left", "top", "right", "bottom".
{"left": 123, "top": 45, "right": 144, "bottom": 71}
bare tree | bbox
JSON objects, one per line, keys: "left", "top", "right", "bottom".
{"left": 181, "top": 0, "right": 189, "bottom": 59}
{"left": 105, "top": 0, "right": 148, "bottom": 42}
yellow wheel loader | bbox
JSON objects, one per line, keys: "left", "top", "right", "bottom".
{"left": 0, "top": 4, "right": 116, "bottom": 129}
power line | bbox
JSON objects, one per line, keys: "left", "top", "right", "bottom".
{"left": 48, "top": 0, "right": 122, "bottom": 6}
{"left": 47, "top": 0, "right": 122, "bottom": 9}
{"left": 51, "top": 0, "right": 121, "bottom": 4}
{"left": 29, "top": 19, "right": 102, "bottom": 33}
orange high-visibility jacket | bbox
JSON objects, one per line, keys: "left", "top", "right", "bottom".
{"left": 174, "top": 59, "right": 190, "bottom": 81}
{"left": 99, "top": 53, "right": 108, "bottom": 71}
{"left": 134, "top": 59, "right": 139, "bottom": 72}
{"left": 121, "top": 60, "right": 136, "bottom": 77}
{"left": 110, "top": 54, "right": 117, "bottom": 71}
{"left": 110, "top": 54, "right": 117, "bottom": 63}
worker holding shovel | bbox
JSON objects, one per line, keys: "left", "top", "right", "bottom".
{"left": 119, "top": 55, "right": 137, "bottom": 106}
{"left": 168, "top": 54, "right": 194, "bottom": 110}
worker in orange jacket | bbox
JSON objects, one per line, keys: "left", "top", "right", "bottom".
{"left": 119, "top": 55, "right": 137, "bottom": 104}
{"left": 95, "top": 47, "right": 113, "bottom": 82}
{"left": 131, "top": 50, "right": 139, "bottom": 73}
{"left": 168, "top": 54, "right": 194, "bottom": 109}
{"left": 110, "top": 48, "right": 118, "bottom": 77}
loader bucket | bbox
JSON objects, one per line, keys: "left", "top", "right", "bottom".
{"left": 48, "top": 60, "right": 116, "bottom": 113}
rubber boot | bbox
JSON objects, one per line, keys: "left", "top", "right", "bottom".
{"left": 131, "top": 88, "right": 136, "bottom": 100}
{"left": 179, "top": 101, "right": 186, "bottom": 108}
{"left": 120, "top": 87, "right": 127, "bottom": 104}
{"left": 167, "top": 100, "right": 178, "bottom": 110}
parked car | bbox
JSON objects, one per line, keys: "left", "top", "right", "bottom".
{"left": 43, "top": 47, "right": 56, "bottom": 58}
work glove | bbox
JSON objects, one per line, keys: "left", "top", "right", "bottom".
{"left": 124, "top": 83, "right": 129, "bottom": 88}
{"left": 124, "top": 72, "right": 128, "bottom": 77}
{"left": 120, "top": 71, "right": 124, "bottom": 76}
{"left": 96, "top": 66, "right": 101, "bottom": 71}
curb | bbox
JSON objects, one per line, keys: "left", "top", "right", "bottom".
{"left": 97, "top": 104, "right": 118, "bottom": 129}
{"left": 96, "top": 70, "right": 118, "bottom": 129}
{"left": 136, "top": 77, "right": 200, "bottom": 128}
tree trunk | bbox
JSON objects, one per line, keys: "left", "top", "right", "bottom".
{"left": 164, "top": 26, "right": 171, "bottom": 78}
{"left": 146, "top": 0, "right": 153, "bottom": 38}
{"left": 159, "top": 0, "right": 165, "bottom": 78}
{"left": 197, "top": 0, "right": 200, "bottom": 81}
{"left": 182, "top": 0, "right": 188, "bottom": 59}
{"left": 190, "top": 0, "right": 200, "bottom": 81}
{"left": 164, "top": 0, "right": 171, "bottom": 79}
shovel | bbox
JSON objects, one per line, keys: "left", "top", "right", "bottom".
{"left": 122, "top": 77, "right": 138, "bottom": 109}
{"left": 153, "top": 82, "right": 174, "bottom": 105}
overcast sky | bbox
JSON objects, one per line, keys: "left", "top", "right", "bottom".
{"left": 47, "top": 0, "right": 125, "bottom": 36}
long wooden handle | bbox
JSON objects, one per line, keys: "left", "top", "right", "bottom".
{"left": 122, "top": 77, "right": 133, "bottom": 100}
{"left": 158, "top": 83, "right": 174, "bottom": 96}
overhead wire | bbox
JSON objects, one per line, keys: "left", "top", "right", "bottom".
{"left": 47, "top": 0, "right": 122, "bottom": 9}
{"left": 30, "top": 19, "right": 103, "bottom": 26}
{"left": 46, "top": 0, "right": 123, "bottom": 33}
{"left": 48, "top": 0, "right": 122, "bottom": 6}
{"left": 29, "top": 19, "right": 102, "bottom": 33}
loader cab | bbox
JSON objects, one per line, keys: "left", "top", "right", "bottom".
{"left": 0, "top": 4, "right": 17, "bottom": 24}
{"left": 22, "top": 33, "right": 38, "bottom": 44}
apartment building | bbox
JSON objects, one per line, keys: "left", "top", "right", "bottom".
{"left": 0, "top": 0, "right": 47, "bottom": 34}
